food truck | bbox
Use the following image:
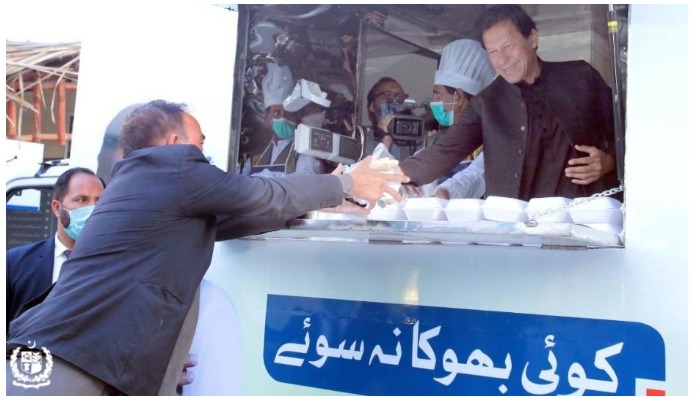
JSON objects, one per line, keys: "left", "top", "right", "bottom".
{"left": 5, "top": 3, "right": 689, "bottom": 395}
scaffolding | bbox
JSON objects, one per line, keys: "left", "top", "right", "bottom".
{"left": 6, "top": 41, "right": 80, "bottom": 145}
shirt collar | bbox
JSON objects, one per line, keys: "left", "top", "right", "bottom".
{"left": 54, "top": 233, "right": 70, "bottom": 259}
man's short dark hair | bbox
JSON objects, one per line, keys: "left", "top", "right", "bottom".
{"left": 53, "top": 167, "right": 105, "bottom": 202}
{"left": 475, "top": 4, "right": 537, "bottom": 45}
{"left": 119, "top": 100, "right": 188, "bottom": 157}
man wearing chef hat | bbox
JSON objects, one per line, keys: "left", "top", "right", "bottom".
{"left": 428, "top": 39, "right": 496, "bottom": 200}
{"left": 249, "top": 62, "right": 327, "bottom": 177}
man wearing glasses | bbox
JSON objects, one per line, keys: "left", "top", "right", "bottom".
{"left": 364, "top": 77, "right": 415, "bottom": 161}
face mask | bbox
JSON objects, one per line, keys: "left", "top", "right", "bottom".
{"left": 62, "top": 204, "right": 96, "bottom": 240}
{"left": 271, "top": 118, "right": 297, "bottom": 140}
{"left": 379, "top": 103, "right": 392, "bottom": 118}
{"left": 430, "top": 101, "right": 456, "bottom": 127}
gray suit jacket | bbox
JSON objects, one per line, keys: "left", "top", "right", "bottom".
{"left": 7, "top": 144, "right": 343, "bottom": 395}
{"left": 400, "top": 60, "right": 619, "bottom": 200}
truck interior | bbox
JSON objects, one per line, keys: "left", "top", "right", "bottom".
{"left": 231, "top": 4, "right": 628, "bottom": 248}
{"left": 6, "top": 4, "right": 629, "bottom": 250}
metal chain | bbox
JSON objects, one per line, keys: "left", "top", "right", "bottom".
{"left": 524, "top": 185, "right": 624, "bottom": 227}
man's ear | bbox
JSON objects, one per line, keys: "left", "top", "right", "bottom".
{"left": 528, "top": 28, "right": 539, "bottom": 50}
{"left": 455, "top": 90, "right": 465, "bottom": 105}
{"left": 166, "top": 133, "right": 182, "bottom": 145}
{"left": 51, "top": 199, "right": 62, "bottom": 219}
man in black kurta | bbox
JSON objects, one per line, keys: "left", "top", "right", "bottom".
{"left": 399, "top": 5, "right": 620, "bottom": 201}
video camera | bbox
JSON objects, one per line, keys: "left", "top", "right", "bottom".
{"left": 383, "top": 98, "right": 427, "bottom": 145}
{"left": 385, "top": 97, "right": 418, "bottom": 114}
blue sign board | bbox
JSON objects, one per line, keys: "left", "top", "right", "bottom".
{"left": 264, "top": 295, "right": 666, "bottom": 395}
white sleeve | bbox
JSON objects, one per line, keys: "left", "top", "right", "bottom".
{"left": 436, "top": 153, "right": 486, "bottom": 199}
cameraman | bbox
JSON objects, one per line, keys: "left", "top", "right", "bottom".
{"left": 365, "top": 77, "right": 416, "bottom": 161}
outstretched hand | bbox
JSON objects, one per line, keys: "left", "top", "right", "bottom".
{"left": 565, "top": 145, "right": 615, "bottom": 185}
{"left": 317, "top": 164, "right": 370, "bottom": 215}
{"left": 348, "top": 156, "right": 409, "bottom": 207}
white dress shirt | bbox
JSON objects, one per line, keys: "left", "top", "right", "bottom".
{"left": 52, "top": 233, "right": 71, "bottom": 283}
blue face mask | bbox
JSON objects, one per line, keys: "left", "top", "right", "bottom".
{"left": 63, "top": 204, "right": 96, "bottom": 240}
{"left": 271, "top": 118, "right": 297, "bottom": 140}
{"left": 379, "top": 103, "right": 392, "bottom": 118}
{"left": 430, "top": 101, "right": 456, "bottom": 127}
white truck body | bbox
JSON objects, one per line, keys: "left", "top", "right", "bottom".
{"left": 5, "top": 3, "right": 689, "bottom": 396}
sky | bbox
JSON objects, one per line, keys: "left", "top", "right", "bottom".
{"left": 6, "top": 2, "right": 93, "bottom": 43}
{"left": 4, "top": 1, "right": 234, "bottom": 43}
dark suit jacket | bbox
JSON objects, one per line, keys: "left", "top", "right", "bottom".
{"left": 400, "top": 60, "right": 619, "bottom": 200}
{"left": 6, "top": 238, "right": 55, "bottom": 333}
{"left": 7, "top": 144, "right": 343, "bottom": 395}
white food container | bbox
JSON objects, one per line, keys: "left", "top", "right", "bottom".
{"left": 444, "top": 199, "right": 484, "bottom": 222}
{"left": 482, "top": 196, "right": 529, "bottom": 222}
{"left": 583, "top": 223, "right": 624, "bottom": 235}
{"left": 526, "top": 197, "right": 572, "bottom": 223}
{"left": 370, "top": 157, "right": 402, "bottom": 205}
{"left": 568, "top": 197, "right": 623, "bottom": 224}
{"left": 403, "top": 198, "right": 447, "bottom": 221}
{"left": 368, "top": 201, "right": 406, "bottom": 221}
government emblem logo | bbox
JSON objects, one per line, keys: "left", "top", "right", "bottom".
{"left": 9, "top": 341, "right": 53, "bottom": 389}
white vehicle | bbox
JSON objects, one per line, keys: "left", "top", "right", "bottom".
{"left": 6, "top": 4, "right": 689, "bottom": 396}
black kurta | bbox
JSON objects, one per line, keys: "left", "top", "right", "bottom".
{"left": 399, "top": 60, "right": 620, "bottom": 201}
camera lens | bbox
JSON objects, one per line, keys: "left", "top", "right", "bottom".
{"left": 388, "top": 115, "right": 423, "bottom": 140}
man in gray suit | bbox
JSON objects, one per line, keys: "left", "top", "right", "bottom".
{"left": 6, "top": 100, "right": 407, "bottom": 395}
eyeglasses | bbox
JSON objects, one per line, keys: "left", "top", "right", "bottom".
{"left": 371, "top": 91, "right": 409, "bottom": 103}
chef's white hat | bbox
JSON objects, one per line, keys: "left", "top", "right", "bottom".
{"left": 434, "top": 39, "right": 496, "bottom": 95}
{"left": 262, "top": 62, "right": 294, "bottom": 108}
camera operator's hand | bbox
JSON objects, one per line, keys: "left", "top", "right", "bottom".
{"left": 377, "top": 113, "right": 396, "bottom": 135}
{"left": 377, "top": 113, "right": 396, "bottom": 150}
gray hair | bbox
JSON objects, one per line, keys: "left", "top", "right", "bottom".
{"left": 119, "top": 100, "right": 188, "bottom": 157}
